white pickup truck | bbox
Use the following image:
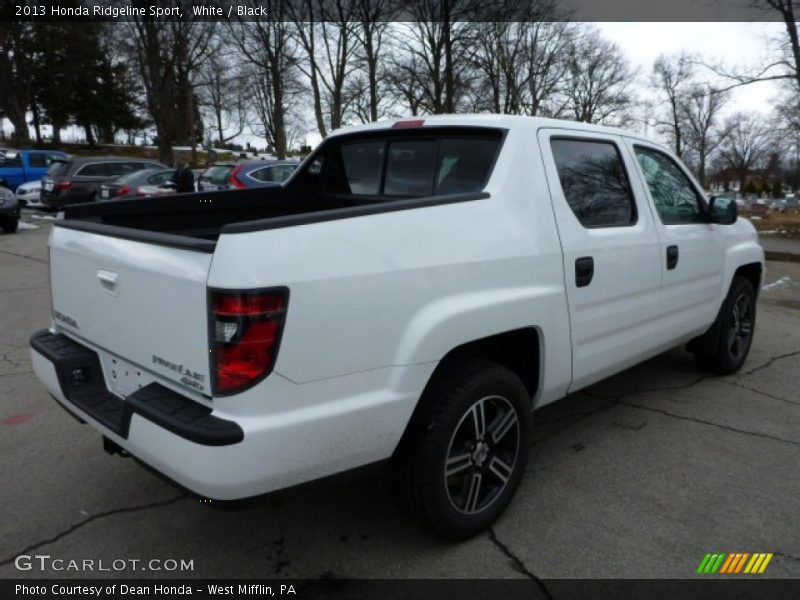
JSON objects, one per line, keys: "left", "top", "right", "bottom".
{"left": 31, "top": 115, "right": 763, "bottom": 539}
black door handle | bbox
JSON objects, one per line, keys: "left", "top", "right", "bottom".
{"left": 575, "top": 256, "right": 594, "bottom": 287}
{"left": 666, "top": 245, "right": 679, "bottom": 270}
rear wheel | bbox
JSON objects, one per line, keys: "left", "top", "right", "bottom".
{"left": 394, "top": 360, "right": 532, "bottom": 540}
{"left": 694, "top": 276, "right": 756, "bottom": 374}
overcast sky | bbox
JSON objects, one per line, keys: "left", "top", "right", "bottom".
{"left": 597, "top": 21, "right": 784, "bottom": 115}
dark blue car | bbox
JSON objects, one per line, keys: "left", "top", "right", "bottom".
{"left": 197, "top": 160, "right": 300, "bottom": 192}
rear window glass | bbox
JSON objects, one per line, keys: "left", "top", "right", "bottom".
{"left": 384, "top": 140, "right": 437, "bottom": 196}
{"left": 47, "top": 160, "right": 69, "bottom": 177}
{"left": 203, "top": 165, "right": 235, "bottom": 184}
{"left": 317, "top": 133, "right": 501, "bottom": 198}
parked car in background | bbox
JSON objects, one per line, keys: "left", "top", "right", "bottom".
{"left": 0, "top": 149, "right": 68, "bottom": 191}
{"left": 0, "top": 178, "right": 20, "bottom": 233}
{"left": 98, "top": 169, "right": 176, "bottom": 201}
{"left": 15, "top": 179, "right": 43, "bottom": 208}
{"left": 41, "top": 157, "right": 166, "bottom": 208}
{"left": 197, "top": 160, "right": 299, "bottom": 191}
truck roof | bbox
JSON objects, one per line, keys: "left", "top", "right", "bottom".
{"left": 328, "top": 114, "right": 655, "bottom": 146}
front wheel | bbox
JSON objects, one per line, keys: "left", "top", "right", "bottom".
{"left": 394, "top": 360, "right": 532, "bottom": 540}
{"left": 694, "top": 276, "right": 757, "bottom": 374}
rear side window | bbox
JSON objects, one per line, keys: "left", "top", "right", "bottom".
{"left": 319, "top": 133, "right": 502, "bottom": 198}
{"left": 76, "top": 163, "right": 109, "bottom": 177}
{"left": 550, "top": 138, "right": 636, "bottom": 228}
{"left": 28, "top": 154, "right": 47, "bottom": 168}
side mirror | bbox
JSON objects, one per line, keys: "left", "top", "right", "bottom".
{"left": 709, "top": 195, "right": 737, "bottom": 225}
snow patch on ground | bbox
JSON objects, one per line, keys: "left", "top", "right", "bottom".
{"left": 30, "top": 214, "right": 55, "bottom": 221}
{"left": 17, "top": 222, "right": 40, "bottom": 230}
{"left": 761, "top": 276, "right": 792, "bottom": 292}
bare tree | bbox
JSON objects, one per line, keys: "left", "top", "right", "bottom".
{"left": 522, "top": 21, "right": 575, "bottom": 116}
{"left": 228, "top": 3, "right": 300, "bottom": 158}
{"left": 680, "top": 85, "right": 729, "bottom": 187}
{"left": 124, "top": 8, "right": 215, "bottom": 164}
{"left": 561, "top": 28, "right": 636, "bottom": 125}
{"left": 198, "top": 49, "right": 246, "bottom": 146}
{"left": 288, "top": 0, "right": 359, "bottom": 137}
{"left": 351, "top": 0, "right": 398, "bottom": 122}
{"left": 718, "top": 113, "right": 774, "bottom": 192}
{"left": 393, "top": 0, "right": 478, "bottom": 115}
{"left": 652, "top": 52, "right": 695, "bottom": 157}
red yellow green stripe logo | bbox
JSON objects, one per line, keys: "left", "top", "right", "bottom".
{"left": 697, "top": 552, "right": 773, "bottom": 574}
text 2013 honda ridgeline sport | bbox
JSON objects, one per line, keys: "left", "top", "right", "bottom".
{"left": 31, "top": 115, "right": 763, "bottom": 539}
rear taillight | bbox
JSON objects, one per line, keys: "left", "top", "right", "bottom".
{"left": 210, "top": 288, "right": 288, "bottom": 395}
{"left": 229, "top": 165, "right": 246, "bottom": 189}
{"left": 55, "top": 180, "right": 72, "bottom": 190}
{"left": 118, "top": 185, "right": 131, "bottom": 196}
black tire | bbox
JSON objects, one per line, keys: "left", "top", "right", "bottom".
{"left": 393, "top": 359, "right": 532, "bottom": 540}
{"left": 694, "top": 276, "right": 756, "bottom": 375}
{"left": 2, "top": 217, "right": 18, "bottom": 234}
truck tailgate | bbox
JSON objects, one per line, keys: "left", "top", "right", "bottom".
{"left": 49, "top": 225, "right": 213, "bottom": 395}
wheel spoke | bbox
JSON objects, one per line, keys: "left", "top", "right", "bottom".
{"left": 445, "top": 452, "right": 472, "bottom": 478}
{"left": 490, "top": 408, "right": 518, "bottom": 444}
{"left": 464, "top": 472, "right": 482, "bottom": 513}
{"left": 488, "top": 455, "right": 514, "bottom": 484}
{"left": 471, "top": 400, "right": 487, "bottom": 440}
{"left": 728, "top": 327, "right": 738, "bottom": 352}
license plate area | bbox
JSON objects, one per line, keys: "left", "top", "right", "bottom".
{"left": 101, "top": 355, "right": 149, "bottom": 398}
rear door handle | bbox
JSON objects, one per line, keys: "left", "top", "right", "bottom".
{"left": 575, "top": 256, "right": 594, "bottom": 287}
{"left": 666, "top": 245, "right": 679, "bottom": 270}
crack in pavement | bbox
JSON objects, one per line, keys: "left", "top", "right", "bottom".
{"left": 744, "top": 349, "right": 800, "bottom": 376}
{"left": 0, "top": 248, "right": 47, "bottom": 264}
{"left": 0, "top": 494, "right": 187, "bottom": 567}
{"left": 610, "top": 398, "right": 800, "bottom": 447}
{"left": 0, "top": 352, "right": 23, "bottom": 369}
{"left": 487, "top": 528, "right": 554, "bottom": 599}
{"left": 0, "top": 370, "right": 33, "bottom": 378}
{"left": 721, "top": 380, "right": 800, "bottom": 407}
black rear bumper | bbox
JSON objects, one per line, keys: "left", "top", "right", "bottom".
{"left": 30, "top": 330, "right": 243, "bottom": 446}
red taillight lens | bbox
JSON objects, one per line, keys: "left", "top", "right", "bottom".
{"left": 229, "top": 164, "right": 246, "bottom": 189}
{"left": 55, "top": 180, "right": 72, "bottom": 190}
{"left": 210, "top": 289, "right": 288, "bottom": 395}
{"left": 118, "top": 185, "right": 131, "bottom": 196}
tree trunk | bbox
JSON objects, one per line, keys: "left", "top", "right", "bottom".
{"left": 31, "top": 102, "right": 42, "bottom": 144}
{"left": 7, "top": 106, "right": 29, "bottom": 144}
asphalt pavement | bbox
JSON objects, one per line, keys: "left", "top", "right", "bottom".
{"left": 1, "top": 219, "right": 799, "bottom": 582}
